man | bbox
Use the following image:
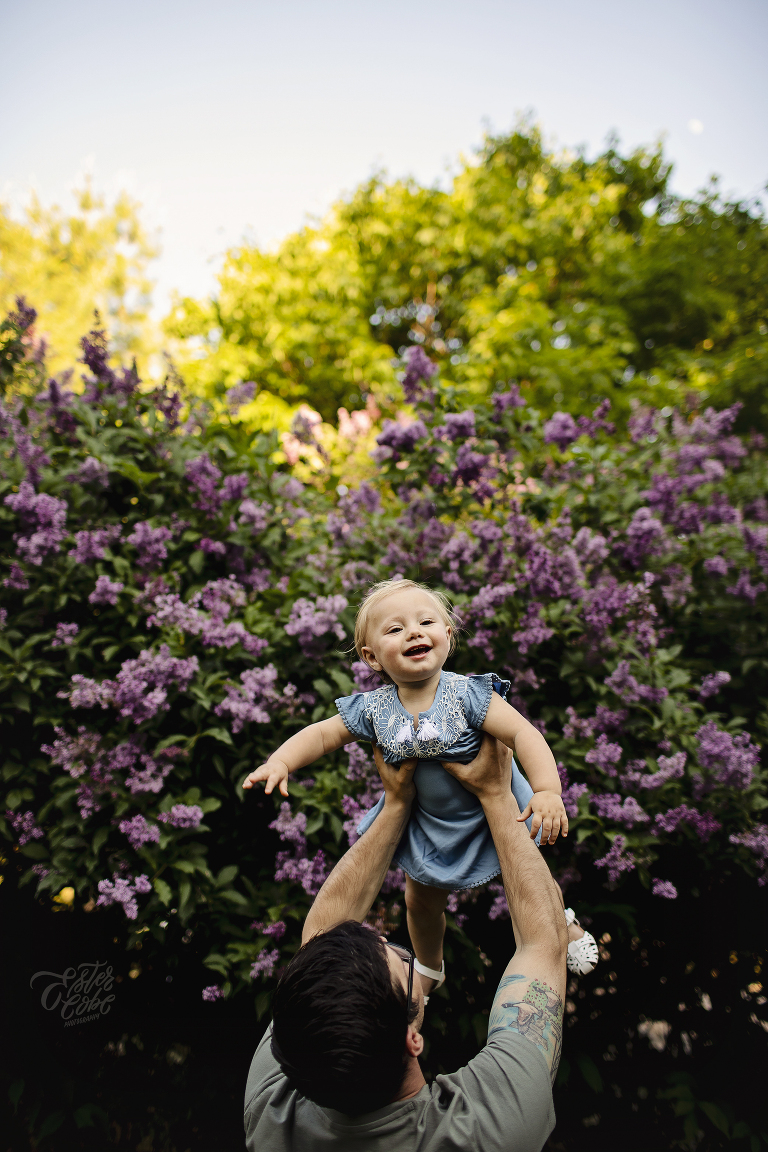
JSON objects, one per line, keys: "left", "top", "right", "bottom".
{"left": 244, "top": 735, "right": 568, "bottom": 1150}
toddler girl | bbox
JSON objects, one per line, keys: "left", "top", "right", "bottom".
{"left": 244, "top": 579, "right": 598, "bottom": 990}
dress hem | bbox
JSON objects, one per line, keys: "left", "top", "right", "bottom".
{"left": 393, "top": 856, "right": 502, "bottom": 893}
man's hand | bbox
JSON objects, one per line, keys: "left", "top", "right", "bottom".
{"left": 243, "top": 758, "right": 289, "bottom": 797}
{"left": 441, "top": 735, "right": 513, "bottom": 804}
{"left": 518, "top": 790, "right": 569, "bottom": 844}
{"left": 371, "top": 744, "right": 418, "bottom": 809}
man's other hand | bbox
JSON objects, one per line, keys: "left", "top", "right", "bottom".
{"left": 441, "top": 735, "right": 514, "bottom": 804}
{"left": 372, "top": 745, "right": 417, "bottom": 809}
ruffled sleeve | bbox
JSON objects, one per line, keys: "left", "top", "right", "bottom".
{"left": 462, "top": 672, "right": 512, "bottom": 728}
{"left": 335, "top": 692, "right": 376, "bottom": 742}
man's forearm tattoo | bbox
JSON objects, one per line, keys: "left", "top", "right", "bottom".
{"left": 488, "top": 975, "right": 563, "bottom": 1083}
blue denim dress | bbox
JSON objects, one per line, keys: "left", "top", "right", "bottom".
{"left": 335, "top": 671, "right": 538, "bottom": 891}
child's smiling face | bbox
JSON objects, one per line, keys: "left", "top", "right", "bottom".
{"left": 360, "top": 590, "right": 451, "bottom": 685}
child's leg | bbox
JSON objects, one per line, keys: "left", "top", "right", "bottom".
{"left": 404, "top": 877, "right": 449, "bottom": 994}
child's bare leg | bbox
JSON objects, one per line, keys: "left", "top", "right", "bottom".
{"left": 404, "top": 877, "right": 449, "bottom": 994}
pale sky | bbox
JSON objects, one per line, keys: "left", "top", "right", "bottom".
{"left": 2, "top": 0, "right": 766, "bottom": 314}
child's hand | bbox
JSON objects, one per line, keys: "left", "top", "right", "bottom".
{"left": 518, "top": 790, "right": 569, "bottom": 845}
{"left": 243, "top": 758, "right": 290, "bottom": 798}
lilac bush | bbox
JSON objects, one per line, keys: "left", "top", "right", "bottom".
{"left": 1, "top": 304, "right": 766, "bottom": 1021}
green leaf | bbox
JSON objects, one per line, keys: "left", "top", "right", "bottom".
{"left": 305, "top": 813, "right": 324, "bottom": 836}
{"left": 216, "top": 864, "right": 238, "bottom": 886}
{"left": 576, "top": 1053, "right": 603, "bottom": 1094}
{"left": 198, "top": 797, "right": 222, "bottom": 814}
{"left": 36, "top": 1111, "right": 65, "bottom": 1140}
{"left": 201, "top": 726, "right": 234, "bottom": 746}
{"left": 700, "top": 1102, "right": 730, "bottom": 1137}
{"left": 312, "top": 678, "right": 334, "bottom": 701}
{"left": 172, "top": 859, "right": 197, "bottom": 873}
{"left": 20, "top": 843, "right": 48, "bottom": 860}
{"left": 12, "top": 692, "right": 30, "bottom": 712}
{"left": 189, "top": 549, "right": 204, "bottom": 574}
{"left": 219, "top": 888, "right": 248, "bottom": 905}
{"left": 154, "top": 877, "right": 172, "bottom": 905}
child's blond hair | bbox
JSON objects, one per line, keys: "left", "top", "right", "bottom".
{"left": 353, "top": 580, "right": 461, "bottom": 678}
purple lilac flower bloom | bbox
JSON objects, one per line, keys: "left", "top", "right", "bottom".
{"left": 251, "top": 920, "right": 287, "bottom": 941}
{"left": 491, "top": 384, "right": 525, "bottom": 421}
{"left": 699, "top": 671, "right": 731, "bottom": 700}
{"left": 198, "top": 537, "right": 226, "bottom": 555}
{"left": 696, "top": 720, "right": 760, "bottom": 790}
{"left": 651, "top": 879, "right": 678, "bottom": 899}
{"left": 351, "top": 661, "right": 382, "bottom": 692}
{"left": 284, "top": 595, "right": 347, "bottom": 649}
{"left": 592, "top": 794, "right": 649, "bottom": 827}
{"left": 95, "top": 872, "right": 151, "bottom": 920}
{"left": 4, "top": 562, "right": 29, "bottom": 590}
{"left": 631, "top": 752, "right": 687, "bottom": 789}
{"left": 185, "top": 452, "right": 223, "bottom": 516}
{"left": 52, "top": 622, "right": 79, "bottom": 648}
{"left": 622, "top": 508, "right": 666, "bottom": 566}
{"left": 119, "top": 815, "right": 160, "bottom": 851}
{"left": 628, "top": 407, "right": 660, "bottom": 443}
{"left": 572, "top": 527, "right": 609, "bottom": 566}
{"left": 594, "top": 835, "right": 636, "bottom": 882}
{"left": 10, "top": 296, "right": 37, "bottom": 330}
{"left": 270, "top": 803, "right": 308, "bottom": 844}
{"left": 585, "top": 734, "right": 623, "bottom": 776}
{"left": 221, "top": 473, "right": 249, "bottom": 502}
{"left": 127, "top": 521, "right": 172, "bottom": 569}
{"left": 6, "top": 809, "right": 44, "bottom": 846}
{"left": 563, "top": 707, "right": 593, "bottom": 740}
{"left": 226, "top": 380, "right": 257, "bottom": 411}
{"left": 157, "top": 804, "right": 203, "bottom": 829}
{"left": 577, "top": 399, "right": 614, "bottom": 439}
{"left": 512, "top": 602, "right": 554, "bottom": 655}
{"left": 89, "top": 575, "right": 124, "bottom": 606}
{"left": 376, "top": 418, "right": 428, "bottom": 454}
{"left": 704, "top": 555, "right": 728, "bottom": 577}
{"left": 436, "top": 410, "right": 476, "bottom": 442}
{"left": 726, "top": 570, "right": 766, "bottom": 602}
{"left": 77, "top": 457, "right": 110, "bottom": 487}
{"left": 274, "top": 849, "right": 329, "bottom": 895}
{"left": 41, "top": 725, "right": 102, "bottom": 778}
{"left": 729, "top": 824, "right": 768, "bottom": 885}
{"left": 453, "top": 443, "right": 492, "bottom": 486}
{"left": 468, "top": 583, "right": 517, "bottom": 621}
{"left": 202, "top": 984, "right": 224, "bottom": 1001}
{"left": 215, "top": 665, "right": 281, "bottom": 732}
{"left": 401, "top": 347, "right": 437, "bottom": 404}
{"left": 69, "top": 526, "right": 122, "bottom": 564}
{"left": 62, "top": 645, "right": 199, "bottom": 724}
{"left": 604, "top": 661, "right": 668, "bottom": 706}
{"left": 0, "top": 608, "right": 6, "bottom": 630}
{"left": 239, "top": 499, "right": 271, "bottom": 532}
{"left": 562, "top": 782, "right": 588, "bottom": 817}
{"left": 488, "top": 881, "right": 510, "bottom": 920}
{"left": 4, "top": 482, "right": 69, "bottom": 565}
{"left": 543, "top": 412, "right": 579, "bottom": 451}
{"left": 250, "top": 949, "right": 280, "bottom": 979}
{"left": 654, "top": 805, "right": 721, "bottom": 842}
{"left": 661, "top": 565, "right": 693, "bottom": 608}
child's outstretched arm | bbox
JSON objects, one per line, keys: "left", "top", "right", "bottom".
{"left": 243, "top": 714, "right": 355, "bottom": 797}
{"left": 481, "top": 693, "right": 568, "bottom": 845}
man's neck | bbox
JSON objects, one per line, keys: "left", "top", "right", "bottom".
{"left": 391, "top": 1054, "right": 427, "bottom": 1102}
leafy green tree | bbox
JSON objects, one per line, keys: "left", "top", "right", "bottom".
{"left": 166, "top": 122, "right": 768, "bottom": 430}
{"left": 0, "top": 182, "right": 157, "bottom": 378}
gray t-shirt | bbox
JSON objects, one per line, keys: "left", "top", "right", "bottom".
{"left": 244, "top": 1024, "right": 555, "bottom": 1152}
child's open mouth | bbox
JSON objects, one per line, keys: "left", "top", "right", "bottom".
{"left": 404, "top": 645, "right": 431, "bottom": 658}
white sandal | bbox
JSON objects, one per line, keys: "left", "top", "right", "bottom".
{"left": 564, "top": 908, "right": 599, "bottom": 975}
{"left": 414, "top": 958, "right": 445, "bottom": 1004}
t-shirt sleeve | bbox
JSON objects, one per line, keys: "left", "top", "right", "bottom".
{"left": 244, "top": 1024, "right": 295, "bottom": 1151}
{"left": 428, "top": 1030, "right": 555, "bottom": 1152}
{"left": 335, "top": 692, "right": 376, "bottom": 742}
{"left": 462, "top": 673, "right": 512, "bottom": 728}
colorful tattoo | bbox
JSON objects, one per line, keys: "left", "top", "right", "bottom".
{"left": 488, "top": 974, "right": 563, "bottom": 1082}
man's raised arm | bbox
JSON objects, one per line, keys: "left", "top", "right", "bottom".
{"left": 301, "top": 749, "right": 417, "bottom": 944}
{"left": 442, "top": 738, "right": 568, "bottom": 1082}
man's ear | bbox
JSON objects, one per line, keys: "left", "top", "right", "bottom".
{"left": 360, "top": 647, "right": 382, "bottom": 673}
{"left": 405, "top": 1026, "right": 424, "bottom": 1058}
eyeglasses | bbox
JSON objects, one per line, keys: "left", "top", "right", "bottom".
{"left": 385, "top": 942, "right": 418, "bottom": 1022}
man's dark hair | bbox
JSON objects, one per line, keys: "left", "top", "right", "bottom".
{"left": 271, "top": 921, "right": 411, "bottom": 1115}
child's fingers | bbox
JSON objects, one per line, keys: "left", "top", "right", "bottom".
{"left": 529, "top": 812, "right": 543, "bottom": 840}
{"left": 539, "top": 816, "right": 553, "bottom": 844}
{"left": 278, "top": 778, "right": 290, "bottom": 798}
{"left": 561, "top": 812, "right": 569, "bottom": 838}
{"left": 242, "top": 764, "right": 270, "bottom": 790}
{"left": 517, "top": 801, "right": 533, "bottom": 823}
{"left": 546, "top": 815, "right": 562, "bottom": 845}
